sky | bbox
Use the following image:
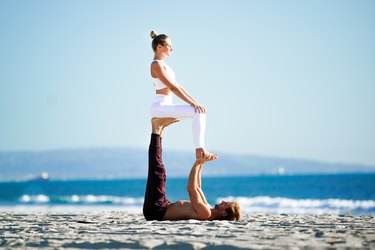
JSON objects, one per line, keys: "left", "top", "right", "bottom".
{"left": 0, "top": 0, "right": 374, "bottom": 165}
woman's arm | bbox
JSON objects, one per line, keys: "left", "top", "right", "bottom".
{"left": 152, "top": 62, "right": 195, "bottom": 104}
{"left": 178, "top": 85, "right": 207, "bottom": 114}
{"left": 178, "top": 85, "right": 198, "bottom": 104}
{"left": 152, "top": 62, "right": 206, "bottom": 113}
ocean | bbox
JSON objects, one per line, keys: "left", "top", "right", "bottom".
{"left": 1, "top": 174, "right": 374, "bottom": 215}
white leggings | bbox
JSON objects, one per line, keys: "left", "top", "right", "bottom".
{"left": 150, "top": 94, "right": 206, "bottom": 148}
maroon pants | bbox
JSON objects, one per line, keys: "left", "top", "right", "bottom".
{"left": 143, "top": 134, "right": 170, "bottom": 221}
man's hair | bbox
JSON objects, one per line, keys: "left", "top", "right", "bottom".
{"left": 218, "top": 202, "right": 241, "bottom": 221}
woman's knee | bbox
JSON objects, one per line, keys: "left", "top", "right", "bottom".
{"left": 194, "top": 112, "right": 206, "bottom": 119}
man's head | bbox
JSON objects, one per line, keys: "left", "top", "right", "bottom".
{"left": 213, "top": 201, "right": 241, "bottom": 221}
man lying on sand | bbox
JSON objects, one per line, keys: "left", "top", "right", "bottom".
{"left": 143, "top": 117, "right": 240, "bottom": 221}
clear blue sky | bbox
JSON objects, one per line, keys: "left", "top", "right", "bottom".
{"left": 0, "top": 0, "right": 374, "bottom": 165}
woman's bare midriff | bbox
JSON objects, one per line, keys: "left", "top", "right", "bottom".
{"left": 156, "top": 87, "right": 171, "bottom": 95}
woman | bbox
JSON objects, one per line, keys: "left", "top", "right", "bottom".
{"left": 149, "top": 31, "right": 216, "bottom": 160}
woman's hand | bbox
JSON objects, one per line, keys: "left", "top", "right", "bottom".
{"left": 191, "top": 103, "right": 207, "bottom": 114}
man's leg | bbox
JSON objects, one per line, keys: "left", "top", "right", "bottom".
{"left": 143, "top": 118, "right": 178, "bottom": 220}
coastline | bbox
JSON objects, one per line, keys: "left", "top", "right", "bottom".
{"left": 1, "top": 212, "right": 374, "bottom": 249}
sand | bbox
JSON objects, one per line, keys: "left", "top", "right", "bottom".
{"left": 0, "top": 212, "right": 374, "bottom": 249}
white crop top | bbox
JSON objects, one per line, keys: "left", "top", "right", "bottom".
{"left": 152, "top": 60, "right": 176, "bottom": 90}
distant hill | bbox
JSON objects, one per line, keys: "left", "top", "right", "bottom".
{"left": 0, "top": 148, "right": 374, "bottom": 181}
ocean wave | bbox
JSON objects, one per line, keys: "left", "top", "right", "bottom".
{"left": 0, "top": 205, "right": 143, "bottom": 213}
{"left": 11, "top": 194, "right": 375, "bottom": 215}
{"left": 20, "top": 194, "right": 50, "bottom": 203}
{"left": 19, "top": 194, "right": 144, "bottom": 205}
{"left": 217, "top": 196, "right": 375, "bottom": 215}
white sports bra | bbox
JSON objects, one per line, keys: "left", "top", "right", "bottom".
{"left": 152, "top": 60, "right": 176, "bottom": 90}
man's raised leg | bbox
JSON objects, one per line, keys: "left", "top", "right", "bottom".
{"left": 143, "top": 117, "right": 178, "bottom": 221}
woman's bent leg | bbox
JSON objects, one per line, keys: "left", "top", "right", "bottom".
{"left": 151, "top": 104, "right": 206, "bottom": 148}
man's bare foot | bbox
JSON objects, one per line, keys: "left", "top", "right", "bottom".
{"left": 152, "top": 117, "right": 179, "bottom": 135}
{"left": 195, "top": 148, "right": 218, "bottom": 162}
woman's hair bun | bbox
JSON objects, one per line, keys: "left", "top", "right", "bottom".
{"left": 150, "top": 30, "right": 158, "bottom": 39}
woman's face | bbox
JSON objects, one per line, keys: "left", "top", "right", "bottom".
{"left": 157, "top": 38, "right": 173, "bottom": 56}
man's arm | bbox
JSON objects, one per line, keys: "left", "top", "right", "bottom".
{"left": 197, "top": 163, "right": 209, "bottom": 205}
{"left": 162, "top": 159, "right": 212, "bottom": 221}
{"left": 187, "top": 161, "right": 211, "bottom": 220}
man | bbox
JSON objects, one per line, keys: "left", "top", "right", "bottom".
{"left": 143, "top": 117, "right": 240, "bottom": 221}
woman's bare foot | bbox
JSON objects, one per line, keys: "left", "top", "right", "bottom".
{"left": 195, "top": 148, "right": 218, "bottom": 161}
{"left": 152, "top": 117, "right": 179, "bottom": 135}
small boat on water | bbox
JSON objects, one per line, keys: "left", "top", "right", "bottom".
{"left": 28, "top": 172, "right": 50, "bottom": 182}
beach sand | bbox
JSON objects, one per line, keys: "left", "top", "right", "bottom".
{"left": 0, "top": 212, "right": 374, "bottom": 249}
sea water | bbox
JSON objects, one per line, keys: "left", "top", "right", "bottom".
{"left": 0, "top": 174, "right": 374, "bottom": 215}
